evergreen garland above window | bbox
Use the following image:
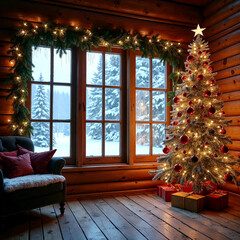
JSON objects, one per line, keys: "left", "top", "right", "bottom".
{"left": 5, "top": 20, "right": 185, "bottom": 137}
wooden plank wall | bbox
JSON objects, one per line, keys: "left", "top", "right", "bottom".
{"left": 203, "top": 0, "right": 240, "bottom": 163}
{"left": 0, "top": 0, "right": 202, "bottom": 197}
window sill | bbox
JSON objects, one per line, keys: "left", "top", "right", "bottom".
{"left": 63, "top": 162, "right": 160, "bottom": 172}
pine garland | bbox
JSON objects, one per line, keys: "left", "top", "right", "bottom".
{"left": 5, "top": 20, "right": 185, "bottom": 137}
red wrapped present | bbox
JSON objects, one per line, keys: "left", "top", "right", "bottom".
{"left": 206, "top": 191, "right": 228, "bottom": 211}
{"left": 199, "top": 181, "right": 217, "bottom": 195}
{"left": 175, "top": 182, "right": 192, "bottom": 193}
{"left": 162, "top": 187, "right": 177, "bottom": 202}
{"left": 157, "top": 184, "right": 171, "bottom": 197}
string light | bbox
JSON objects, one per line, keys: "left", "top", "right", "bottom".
{"left": 23, "top": 22, "right": 27, "bottom": 26}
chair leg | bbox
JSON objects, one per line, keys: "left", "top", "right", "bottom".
{"left": 59, "top": 202, "right": 65, "bottom": 215}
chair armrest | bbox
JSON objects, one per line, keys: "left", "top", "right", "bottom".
{"left": 47, "top": 157, "right": 65, "bottom": 175}
{"left": 0, "top": 169, "right": 4, "bottom": 193}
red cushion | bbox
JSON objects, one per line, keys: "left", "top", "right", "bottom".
{"left": 0, "top": 150, "right": 18, "bottom": 172}
{"left": 17, "top": 145, "right": 56, "bottom": 174}
{"left": 2, "top": 153, "right": 34, "bottom": 178}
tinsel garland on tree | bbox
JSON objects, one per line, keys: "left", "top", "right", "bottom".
{"left": 5, "top": 20, "right": 185, "bottom": 137}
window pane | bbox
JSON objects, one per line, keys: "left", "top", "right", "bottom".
{"left": 54, "top": 49, "right": 71, "bottom": 83}
{"left": 105, "top": 54, "right": 121, "bottom": 86}
{"left": 31, "top": 84, "right": 50, "bottom": 120}
{"left": 86, "top": 123, "right": 102, "bottom": 157}
{"left": 152, "top": 124, "right": 165, "bottom": 155}
{"left": 86, "top": 87, "right": 102, "bottom": 120}
{"left": 136, "top": 90, "right": 150, "bottom": 121}
{"left": 152, "top": 91, "right": 166, "bottom": 121}
{"left": 105, "top": 88, "right": 120, "bottom": 120}
{"left": 31, "top": 122, "right": 50, "bottom": 151}
{"left": 32, "top": 47, "right": 50, "bottom": 82}
{"left": 86, "top": 52, "right": 102, "bottom": 85}
{"left": 53, "top": 86, "right": 71, "bottom": 120}
{"left": 105, "top": 123, "right": 120, "bottom": 156}
{"left": 136, "top": 124, "right": 150, "bottom": 155}
{"left": 53, "top": 122, "right": 70, "bottom": 157}
{"left": 136, "top": 57, "right": 150, "bottom": 88}
{"left": 152, "top": 59, "right": 166, "bottom": 89}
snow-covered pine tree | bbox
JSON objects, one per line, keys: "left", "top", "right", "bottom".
{"left": 32, "top": 73, "right": 50, "bottom": 147}
{"left": 151, "top": 25, "right": 240, "bottom": 193}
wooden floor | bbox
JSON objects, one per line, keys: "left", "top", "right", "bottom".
{"left": 1, "top": 192, "right": 240, "bottom": 240}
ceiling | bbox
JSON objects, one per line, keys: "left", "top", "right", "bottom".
{"left": 170, "top": 0, "right": 212, "bottom": 7}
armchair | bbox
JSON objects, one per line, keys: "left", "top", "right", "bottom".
{"left": 0, "top": 136, "right": 66, "bottom": 217}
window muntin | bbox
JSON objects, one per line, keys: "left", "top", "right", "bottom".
{"left": 85, "top": 51, "right": 122, "bottom": 159}
{"left": 31, "top": 46, "right": 74, "bottom": 161}
{"left": 135, "top": 56, "right": 167, "bottom": 156}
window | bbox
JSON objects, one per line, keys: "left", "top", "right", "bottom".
{"left": 133, "top": 55, "right": 169, "bottom": 162}
{"left": 81, "top": 48, "right": 126, "bottom": 164}
{"left": 30, "top": 46, "right": 76, "bottom": 164}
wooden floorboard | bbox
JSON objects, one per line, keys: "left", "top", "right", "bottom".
{"left": 1, "top": 191, "right": 240, "bottom": 240}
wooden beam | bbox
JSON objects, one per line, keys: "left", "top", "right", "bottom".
{"left": 215, "top": 66, "right": 240, "bottom": 81}
{"left": 225, "top": 116, "right": 240, "bottom": 126}
{"left": 225, "top": 126, "right": 240, "bottom": 140}
{"left": 213, "top": 54, "right": 240, "bottom": 72}
{"left": 223, "top": 100, "right": 240, "bottom": 116}
{"left": 227, "top": 140, "right": 240, "bottom": 150}
{"left": 28, "top": 0, "right": 202, "bottom": 26}
{"left": 217, "top": 75, "right": 240, "bottom": 93}
{"left": 221, "top": 91, "right": 240, "bottom": 102}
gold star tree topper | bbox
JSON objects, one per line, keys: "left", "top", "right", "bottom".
{"left": 192, "top": 24, "right": 206, "bottom": 37}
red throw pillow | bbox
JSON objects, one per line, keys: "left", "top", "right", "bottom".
{"left": 2, "top": 153, "right": 34, "bottom": 178}
{"left": 17, "top": 145, "right": 56, "bottom": 174}
{"left": 0, "top": 150, "right": 18, "bottom": 172}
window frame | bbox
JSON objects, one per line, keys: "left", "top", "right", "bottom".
{"left": 78, "top": 46, "right": 127, "bottom": 165}
{"left": 129, "top": 50, "right": 171, "bottom": 163}
{"left": 28, "top": 46, "right": 77, "bottom": 165}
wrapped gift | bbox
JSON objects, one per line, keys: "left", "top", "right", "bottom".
{"left": 157, "top": 184, "right": 170, "bottom": 197}
{"left": 175, "top": 182, "right": 192, "bottom": 193}
{"left": 199, "top": 181, "right": 217, "bottom": 195}
{"left": 162, "top": 187, "right": 177, "bottom": 202}
{"left": 184, "top": 194, "right": 206, "bottom": 212}
{"left": 171, "top": 192, "right": 190, "bottom": 209}
{"left": 206, "top": 191, "right": 228, "bottom": 211}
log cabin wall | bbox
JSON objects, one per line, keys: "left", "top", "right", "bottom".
{"left": 0, "top": 0, "right": 209, "bottom": 197}
{"left": 203, "top": 0, "right": 240, "bottom": 193}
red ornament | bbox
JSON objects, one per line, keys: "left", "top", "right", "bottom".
{"left": 192, "top": 85, "right": 196, "bottom": 89}
{"left": 189, "top": 100, "right": 193, "bottom": 105}
{"left": 208, "top": 66, "right": 214, "bottom": 71}
{"left": 203, "top": 114, "right": 208, "bottom": 119}
{"left": 183, "top": 150, "right": 187, "bottom": 154}
{"left": 189, "top": 70, "right": 192, "bottom": 74}
{"left": 210, "top": 79, "right": 215, "bottom": 84}
{"left": 173, "top": 121, "right": 178, "bottom": 126}
{"left": 187, "top": 107, "right": 194, "bottom": 115}
{"left": 187, "top": 119, "right": 191, "bottom": 124}
{"left": 183, "top": 92, "right": 187, "bottom": 97}
{"left": 208, "top": 106, "right": 216, "bottom": 115}
{"left": 174, "top": 164, "right": 183, "bottom": 172}
{"left": 204, "top": 90, "right": 211, "bottom": 97}
{"left": 216, "top": 92, "right": 221, "bottom": 97}
{"left": 198, "top": 51, "right": 202, "bottom": 56}
{"left": 180, "top": 135, "right": 189, "bottom": 145}
{"left": 221, "top": 145, "right": 229, "bottom": 154}
{"left": 197, "top": 74, "right": 204, "bottom": 81}
{"left": 181, "top": 76, "right": 186, "bottom": 81}
{"left": 173, "top": 96, "right": 180, "bottom": 104}
{"left": 177, "top": 112, "right": 182, "bottom": 117}
{"left": 190, "top": 155, "right": 198, "bottom": 163}
{"left": 185, "top": 64, "right": 189, "bottom": 68}
{"left": 163, "top": 145, "right": 170, "bottom": 154}
{"left": 187, "top": 55, "right": 194, "bottom": 62}
{"left": 166, "top": 136, "right": 169, "bottom": 139}
{"left": 203, "top": 61, "right": 208, "bottom": 67}
{"left": 213, "top": 154, "right": 218, "bottom": 158}
{"left": 220, "top": 129, "right": 226, "bottom": 134}
{"left": 221, "top": 111, "right": 225, "bottom": 115}
{"left": 200, "top": 105, "right": 204, "bottom": 110}
{"left": 204, "top": 142, "right": 208, "bottom": 146}
{"left": 224, "top": 173, "right": 233, "bottom": 182}
{"left": 175, "top": 146, "right": 179, "bottom": 151}
{"left": 204, "top": 51, "right": 208, "bottom": 54}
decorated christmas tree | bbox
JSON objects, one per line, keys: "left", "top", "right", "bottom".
{"left": 151, "top": 25, "right": 240, "bottom": 193}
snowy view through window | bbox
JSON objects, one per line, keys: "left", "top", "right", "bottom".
{"left": 135, "top": 57, "right": 166, "bottom": 155}
{"left": 31, "top": 47, "right": 72, "bottom": 157}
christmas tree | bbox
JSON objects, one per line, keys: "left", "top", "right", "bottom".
{"left": 151, "top": 25, "right": 240, "bottom": 193}
{"left": 32, "top": 73, "right": 51, "bottom": 147}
